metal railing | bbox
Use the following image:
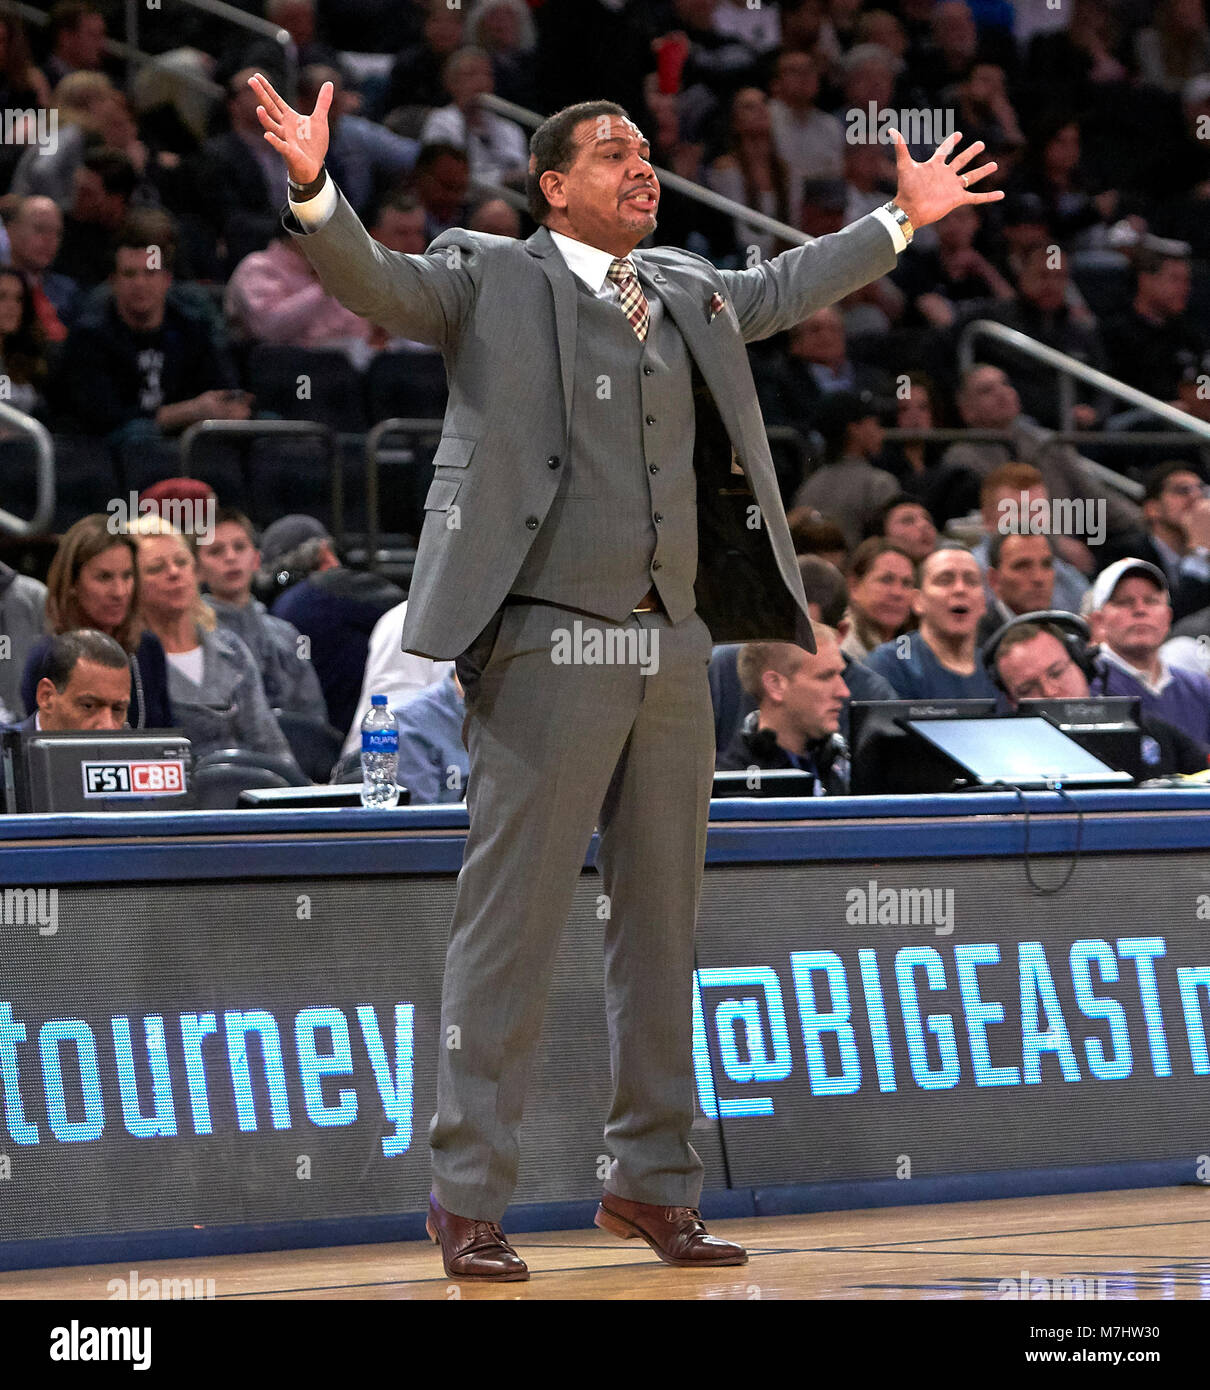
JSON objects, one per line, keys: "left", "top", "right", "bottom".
{"left": 0, "top": 403, "right": 54, "bottom": 536}
{"left": 170, "top": 0, "right": 296, "bottom": 98}
{"left": 958, "top": 320, "right": 1210, "bottom": 499}
{"left": 364, "top": 417, "right": 443, "bottom": 567}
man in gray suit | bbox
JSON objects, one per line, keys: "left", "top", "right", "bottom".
{"left": 250, "top": 71, "right": 1000, "bottom": 1280}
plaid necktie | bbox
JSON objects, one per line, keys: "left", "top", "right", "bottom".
{"left": 606, "top": 257, "right": 650, "bottom": 343}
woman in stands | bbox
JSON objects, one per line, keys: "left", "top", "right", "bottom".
{"left": 0, "top": 268, "right": 50, "bottom": 419}
{"left": 21, "top": 513, "right": 172, "bottom": 727}
{"left": 131, "top": 516, "right": 302, "bottom": 771}
{"left": 841, "top": 537, "right": 918, "bottom": 662}
{"left": 705, "top": 86, "right": 792, "bottom": 264}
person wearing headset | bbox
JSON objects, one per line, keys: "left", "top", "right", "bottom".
{"left": 717, "top": 627, "right": 851, "bottom": 794}
{"left": 981, "top": 609, "right": 1209, "bottom": 778}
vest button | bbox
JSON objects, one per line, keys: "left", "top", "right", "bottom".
{"left": 645, "top": 414, "right": 656, "bottom": 425}
{"left": 643, "top": 366, "right": 653, "bottom": 375}
{"left": 652, "top": 560, "right": 662, "bottom": 571}
{"left": 525, "top": 516, "right": 538, "bottom": 529}
{"left": 653, "top": 511, "right": 664, "bottom": 523}
{"left": 648, "top": 463, "right": 659, "bottom": 473}
{"left": 546, "top": 455, "right": 560, "bottom": 468}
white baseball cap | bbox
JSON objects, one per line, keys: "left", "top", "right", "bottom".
{"left": 1089, "top": 557, "right": 1168, "bottom": 612}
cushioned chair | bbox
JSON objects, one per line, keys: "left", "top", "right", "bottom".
{"left": 194, "top": 763, "right": 291, "bottom": 809}
{"left": 244, "top": 344, "right": 368, "bottom": 432}
{"left": 365, "top": 350, "right": 448, "bottom": 423}
{"left": 193, "top": 746, "right": 310, "bottom": 787}
{"left": 273, "top": 710, "right": 346, "bottom": 784}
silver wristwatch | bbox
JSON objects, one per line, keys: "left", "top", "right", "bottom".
{"left": 882, "top": 200, "right": 915, "bottom": 245}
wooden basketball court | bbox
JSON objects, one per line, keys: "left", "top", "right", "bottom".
{"left": 4, "top": 1186, "right": 1207, "bottom": 1299}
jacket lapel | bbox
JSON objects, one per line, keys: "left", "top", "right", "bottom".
{"left": 525, "top": 226, "right": 579, "bottom": 434}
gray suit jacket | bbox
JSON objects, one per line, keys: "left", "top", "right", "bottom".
{"left": 288, "top": 189, "right": 898, "bottom": 659}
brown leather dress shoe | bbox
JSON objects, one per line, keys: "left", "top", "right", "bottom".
{"left": 426, "top": 1194, "right": 529, "bottom": 1281}
{"left": 594, "top": 1192, "right": 748, "bottom": 1267}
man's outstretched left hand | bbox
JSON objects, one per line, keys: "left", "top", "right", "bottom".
{"left": 890, "top": 129, "right": 1004, "bottom": 230}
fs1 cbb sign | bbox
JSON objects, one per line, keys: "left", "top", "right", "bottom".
{"left": 82, "top": 760, "right": 186, "bottom": 797}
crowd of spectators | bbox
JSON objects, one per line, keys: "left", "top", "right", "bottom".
{"left": 5, "top": 0, "right": 1210, "bottom": 802}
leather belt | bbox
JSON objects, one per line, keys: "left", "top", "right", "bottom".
{"left": 632, "top": 587, "right": 661, "bottom": 613}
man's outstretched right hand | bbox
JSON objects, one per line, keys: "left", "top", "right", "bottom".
{"left": 248, "top": 71, "right": 331, "bottom": 185}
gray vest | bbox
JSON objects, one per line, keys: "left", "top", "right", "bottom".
{"left": 509, "top": 271, "right": 698, "bottom": 622}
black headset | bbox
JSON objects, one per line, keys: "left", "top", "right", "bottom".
{"left": 980, "top": 610, "right": 1102, "bottom": 694}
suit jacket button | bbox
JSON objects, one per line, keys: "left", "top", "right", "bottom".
{"left": 525, "top": 516, "right": 538, "bottom": 529}
{"left": 649, "top": 463, "right": 659, "bottom": 473}
{"left": 643, "top": 366, "right": 653, "bottom": 375}
{"left": 547, "top": 455, "right": 560, "bottom": 468}
{"left": 653, "top": 511, "right": 663, "bottom": 523}
{"left": 645, "top": 414, "right": 656, "bottom": 425}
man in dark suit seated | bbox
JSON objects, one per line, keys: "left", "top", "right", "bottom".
{"left": 1097, "top": 462, "right": 1210, "bottom": 623}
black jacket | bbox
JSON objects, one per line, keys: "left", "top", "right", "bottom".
{"left": 716, "top": 709, "right": 849, "bottom": 794}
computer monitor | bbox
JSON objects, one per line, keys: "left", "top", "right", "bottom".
{"left": 1, "top": 728, "right": 195, "bottom": 813}
{"left": 903, "top": 716, "right": 1133, "bottom": 790}
{"left": 1018, "top": 697, "right": 1144, "bottom": 783}
{"left": 848, "top": 699, "right": 996, "bottom": 795}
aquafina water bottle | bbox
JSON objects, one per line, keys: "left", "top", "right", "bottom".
{"left": 360, "top": 695, "right": 400, "bottom": 808}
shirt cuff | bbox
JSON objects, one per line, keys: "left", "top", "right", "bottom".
{"left": 869, "top": 204, "right": 906, "bottom": 254}
{"left": 289, "top": 174, "right": 337, "bottom": 231}
{"left": 1181, "top": 550, "right": 1210, "bottom": 583}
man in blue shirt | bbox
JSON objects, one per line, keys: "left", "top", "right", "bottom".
{"left": 864, "top": 543, "right": 1000, "bottom": 699}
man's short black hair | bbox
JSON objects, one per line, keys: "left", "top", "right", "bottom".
{"left": 1143, "top": 458, "right": 1204, "bottom": 502}
{"left": 526, "top": 100, "right": 628, "bottom": 224}
{"left": 797, "top": 555, "right": 848, "bottom": 627}
{"left": 415, "top": 141, "right": 470, "bottom": 175}
{"left": 49, "top": 0, "right": 100, "bottom": 42}
{"left": 986, "top": 525, "right": 1055, "bottom": 569}
{"left": 112, "top": 207, "right": 178, "bottom": 274}
{"left": 1136, "top": 246, "right": 1189, "bottom": 280}
{"left": 43, "top": 629, "right": 129, "bottom": 691}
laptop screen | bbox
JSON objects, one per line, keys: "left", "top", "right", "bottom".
{"left": 903, "top": 716, "right": 1133, "bottom": 789}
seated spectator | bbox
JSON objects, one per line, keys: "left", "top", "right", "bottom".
{"left": 420, "top": 48, "right": 528, "bottom": 191}
{"left": 954, "top": 243, "right": 1110, "bottom": 429}
{"left": 971, "top": 463, "right": 1091, "bottom": 613}
{"left": 937, "top": 363, "right": 1141, "bottom": 538}
{"left": 339, "top": 598, "right": 453, "bottom": 764}
{"left": 0, "top": 12, "right": 50, "bottom": 119}
{"left": 41, "top": 1, "right": 107, "bottom": 90}
{"left": 1135, "top": 0, "right": 1210, "bottom": 93}
{"left": 891, "top": 202, "right": 1014, "bottom": 330}
{"left": 385, "top": 0, "right": 465, "bottom": 116}
{"left": 371, "top": 191, "right": 427, "bottom": 254}
{"left": 27, "top": 629, "right": 132, "bottom": 735}
{"left": 944, "top": 60, "right": 1026, "bottom": 161}
{"left": 195, "top": 508, "right": 328, "bottom": 722}
{"left": 21, "top": 513, "right": 172, "bottom": 728}
{"left": 262, "top": 515, "right": 405, "bottom": 735}
{"left": 1003, "top": 114, "right": 1118, "bottom": 249}
{"left": 842, "top": 141, "right": 896, "bottom": 227}
{"left": 0, "top": 554, "right": 47, "bottom": 724}
{"left": 224, "top": 229, "right": 380, "bottom": 362}
{"left": 195, "top": 66, "right": 289, "bottom": 272}
{"left": 468, "top": 0, "right": 539, "bottom": 108}
{"left": 58, "top": 218, "right": 248, "bottom": 439}
{"left": 985, "top": 190, "right": 1053, "bottom": 286}
{"left": 1097, "top": 462, "right": 1210, "bottom": 623}
{"left": 468, "top": 196, "right": 521, "bottom": 238}
{"left": 864, "top": 544, "right": 998, "bottom": 699}
{"left": 0, "top": 269, "right": 50, "bottom": 417}
{"left": 12, "top": 71, "right": 124, "bottom": 208}
{"left": 333, "top": 668, "right": 468, "bottom": 802}
{"left": 299, "top": 65, "right": 418, "bottom": 218}
{"left": 758, "top": 307, "right": 895, "bottom": 429}
{"left": 1087, "top": 557, "right": 1210, "bottom": 746}
{"left": 874, "top": 373, "right": 951, "bottom": 508}
{"left": 1024, "top": 0, "right": 1127, "bottom": 96}
{"left": 704, "top": 86, "right": 792, "bottom": 264}
{"left": 988, "top": 616, "right": 1208, "bottom": 777}
{"left": 133, "top": 516, "right": 302, "bottom": 770}
{"left": 1102, "top": 247, "right": 1207, "bottom": 408}
{"left": 786, "top": 511, "right": 849, "bottom": 569}
{"left": 6, "top": 196, "right": 77, "bottom": 339}
{"left": 977, "top": 530, "right": 1057, "bottom": 645}
{"left": 716, "top": 628, "right": 851, "bottom": 794}
{"left": 411, "top": 142, "right": 472, "bottom": 241}
{"left": 874, "top": 495, "right": 937, "bottom": 564}
{"left": 790, "top": 390, "right": 899, "bottom": 550}
{"left": 55, "top": 147, "right": 136, "bottom": 291}
{"left": 842, "top": 537, "right": 917, "bottom": 661}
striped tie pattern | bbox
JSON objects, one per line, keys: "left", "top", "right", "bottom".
{"left": 606, "top": 257, "right": 650, "bottom": 343}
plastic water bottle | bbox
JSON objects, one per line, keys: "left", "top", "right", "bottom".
{"left": 360, "top": 695, "right": 400, "bottom": 808}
